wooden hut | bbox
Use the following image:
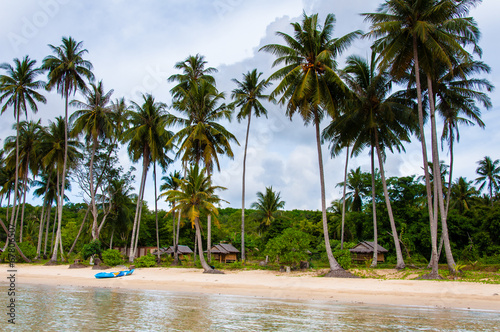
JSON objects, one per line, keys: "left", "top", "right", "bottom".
{"left": 113, "top": 246, "right": 157, "bottom": 258}
{"left": 349, "top": 241, "right": 388, "bottom": 262}
{"left": 164, "top": 245, "right": 193, "bottom": 259}
{"left": 209, "top": 243, "right": 239, "bottom": 263}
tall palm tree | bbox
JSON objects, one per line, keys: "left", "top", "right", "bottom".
{"left": 168, "top": 79, "right": 238, "bottom": 262}
{"left": 436, "top": 60, "right": 492, "bottom": 211}
{"left": 39, "top": 116, "right": 82, "bottom": 260}
{"left": 0, "top": 55, "right": 46, "bottom": 244}
{"left": 42, "top": 36, "right": 94, "bottom": 262}
{"left": 123, "top": 93, "right": 172, "bottom": 262}
{"left": 363, "top": 0, "right": 483, "bottom": 276}
{"left": 260, "top": 12, "right": 361, "bottom": 276}
{"left": 250, "top": 186, "right": 285, "bottom": 227}
{"left": 328, "top": 54, "right": 416, "bottom": 268}
{"left": 70, "top": 80, "right": 114, "bottom": 240}
{"left": 475, "top": 156, "right": 500, "bottom": 204}
{"left": 165, "top": 164, "right": 226, "bottom": 273}
{"left": 231, "top": 69, "right": 270, "bottom": 261}
{"left": 4, "top": 120, "right": 43, "bottom": 242}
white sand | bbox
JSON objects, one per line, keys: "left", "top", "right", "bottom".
{"left": 2, "top": 264, "right": 499, "bottom": 311}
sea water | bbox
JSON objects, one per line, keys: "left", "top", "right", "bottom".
{"left": 0, "top": 284, "right": 498, "bottom": 331}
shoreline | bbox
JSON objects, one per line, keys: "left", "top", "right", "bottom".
{"left": 2, "top": 264, "right": 499, "bottom": 311}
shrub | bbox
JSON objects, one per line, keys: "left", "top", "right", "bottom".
{"left": 228, "top": 260, "right": 243, "bottom": 269}
{"left": 264, "top": 228, "right": 311, "bottom": 268}
{"left": 102, "top": 249, "right": 124, "bottom": 267}
{"left": 81, "top": 240, "right": 102, "bottom": 260}
{"left": 1, "top": 242, "right": 37, "bottom": 262}
{"left": 332, "top": 248, "right": 352, "bottom": 270}
{"left": 134, "top": 254, "right": 157, "bottom": 268}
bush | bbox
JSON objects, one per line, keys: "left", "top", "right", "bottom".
{"left": 102, "top": 249, "right": 124, "bottom": 267}
{"left": 81, "top": 240, "right": 102, "bottom": 260}
{"left": 1, "top": 242, "right": 37, "bottom": 262}
{"left": 228, "top": 260, "right": 243, "bottom": 269}
{"left": 264, "top": 228, "right": 311, "bottom": 268}
{"left": 134, "top": 254, "right": 157, "bottom": 268}
{"left": 332, "top": 248, "right": 352, "bottom": 270}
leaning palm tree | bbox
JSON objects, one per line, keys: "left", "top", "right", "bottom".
{"left": 260, "top": 12, "right": 361, "bottom": 276}
{"left": 230, "top": 69, "right": 270, "bottom": 261}
{"left": 165, "top": 164, "right": 226, "bottom": 273}
{"left": 42, "top": 36, "right": 94, "bottom": 262}
{"left": 0, "top": 55, "right": 46, "bottom": 244}
{"left": 250, "top": 186, "right": 285, "bottom": 228}
{"left": 475, "top": 156, "right": 500, "bottom": 204}
{"left": 70, "top": 80, "right": 114, "bottom": 240}
{"left": 363, "top": 0, "right": 483, "bottom": 276}
{"left": 123, "top": 93, "right": 171, "bottom": 262}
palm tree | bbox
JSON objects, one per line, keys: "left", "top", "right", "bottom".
{"left": 168, "top": 54, "right": 218, "bottom": 101}
{"left": 42, "top": 36, "right": 94, "bottom": 262}
{"left": 363, "top": 0, "right": 483, "bottom": 276}
{"left": 250, "top": 186, "right": 285, "bottom": 227}
{"left": 4, "top": 120, "right": 43, "bottom": 242}
{"left": 336, "top": 167, "right": 370, "bottom": 212}
{"left": 39, "top": 116, "right": 82, "bottom": 260}
{"left": 260, "top": 12, "right": 361, "bottom": 276}
{"left": 451, "top": 177, "right": 479, "bottom": 213}
{"left": 160, "top": 170, "right": 183, "bottom": 264}
{"left": 475, "top": 156, "right": 500, "bottom": 204}
{"left": 168, "top": 79, "right": 238, "bottom": 262}
{"left": 231, "top": 69, "right": 270, "bottom": 262}
{"left": 165, "top": 164, "right": 226, "bottom": 273}
{"left": 70, "top": 80, "right": 114, "bottom": 240}
{"left": 123, "top": 93, "right": 171, "bottom": 262}
{"left": 328, "top": 54, "right": 416, "bottom": 268}
{"left": 0, "top": 55, "right": 46, "bottom": 244}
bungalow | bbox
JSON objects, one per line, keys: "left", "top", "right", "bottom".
{"left": 209, "top": 243, "right": 240, "bottom": 263}
{"left": 113, "top": 246, "right": 157, "bottom": 258}
{"left": 349, "top": 241, "right": 388, "bottom": 262}
{"left": 164, "top": 245, "right": 193, "bottom": 259}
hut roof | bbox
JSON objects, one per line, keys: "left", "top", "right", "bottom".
{"left": 210, "top": 243, "right": 240, "bottom": 254}
{"left": 349, "top": 241, "right": 388, "bottom": 254}
{"left": 164, "top": 245, "right": 193, "bottom": 255}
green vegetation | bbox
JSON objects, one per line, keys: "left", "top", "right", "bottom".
{"left": 134, "top": 254, "right": 157, "bottom": 268}
{"left": 101, "top": 249, "right": 125, "bottom": 267}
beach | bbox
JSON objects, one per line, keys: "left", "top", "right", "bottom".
{"left": 2, "top": 264, "right": 499, "bottom": 311}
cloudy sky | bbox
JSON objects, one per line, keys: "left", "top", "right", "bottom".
{"left": 1, "top": 0, "right": 498, "bottom": 211}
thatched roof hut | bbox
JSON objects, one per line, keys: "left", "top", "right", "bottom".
{"left": 349, "top": 241, "right": 388, "bottom": 262}
{"left": 209, "top": 243, "right": 240, "bottom": 263}
{"left": 165, "top": 245, "right": 193, "bottom": 256}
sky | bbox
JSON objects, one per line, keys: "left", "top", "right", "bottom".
{"left": 0, "top": 0, "right": 498, "bottom": 212}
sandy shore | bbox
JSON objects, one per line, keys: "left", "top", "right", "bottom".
{"left": 2, "top": 264, "right": 499, "bottom": 311}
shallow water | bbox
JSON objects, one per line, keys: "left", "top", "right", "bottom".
{"left": 1, "top": 284, "right": 498, "bottom": 331}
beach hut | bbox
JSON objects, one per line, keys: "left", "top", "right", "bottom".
{"left": 209, "top": 243, "right": 240, "bottom": 263}
{"left": 349, "top": 241, "right": 388, "bottom": 262}
{"left": 113, "top": 246, "right": 157, "bottom": 258}
{"left": 164, "top": 245, "right": 193, "bottom": 259}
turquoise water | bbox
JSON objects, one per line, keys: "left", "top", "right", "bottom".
{"left": 1, "top": 284, "right": 498, "bottom": 331}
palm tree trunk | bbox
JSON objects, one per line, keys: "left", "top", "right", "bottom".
{"left": 315, "top": 120, "right": 342, "bottom": 271}
{"left": 90, "top": 136, "right": 99, "bottom": 240}
{"left": 68, "top": 206, "right": 90, "bottom": 255}
{"left": 44, "top": 202, "right": 52, "bottom": 257}
{"left": 174, "top": 209, "right": 181, "bottom": 265}
{"left": 19, "top": 162, "right": 30, "bottom": 243}
{"left": 206, "top": 169, "right": 212, "bottom": 263}
{"left": 428, "top": 76, "right": 456, "bottom": 272}
{"left": 413, "top": 36, "right": 438, "bottom": 277}
{"left": 340, "top": 145, "right": 349, "bottom": 250}
{"left": 128, "top": 152, "right": 149, "bottom": 262}
{"left": 8, "top": 108, "right": 21, "bottom": 246}
{"left": 110, "top": 226, "right": 115, "bottom": 249}
{"left": 370, "top": 146, "right": 378, "bottom": 268}
{"left": 241, "top": 114, "right": 251, "bottom": 261}
{"left": 445, "top": 128, "right": 453, "bottom": 215}
{"left": 195, "top": 217, "right": 213, "bottom": 272}
{"left": 51, "top": 87, "right": 70, "bottom": 262}
{"left": 154, "top": 163, "right": 160, "bottom": 263}
{"left": 374, "top": 131, "right": 405, "bottom": 269}
{"left": 36, "top": 181, "right": 50, "bottom": 258}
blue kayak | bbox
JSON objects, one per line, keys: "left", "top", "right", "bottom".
{"left": 95, "top": 269, "right": 134, "bottom": 279}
